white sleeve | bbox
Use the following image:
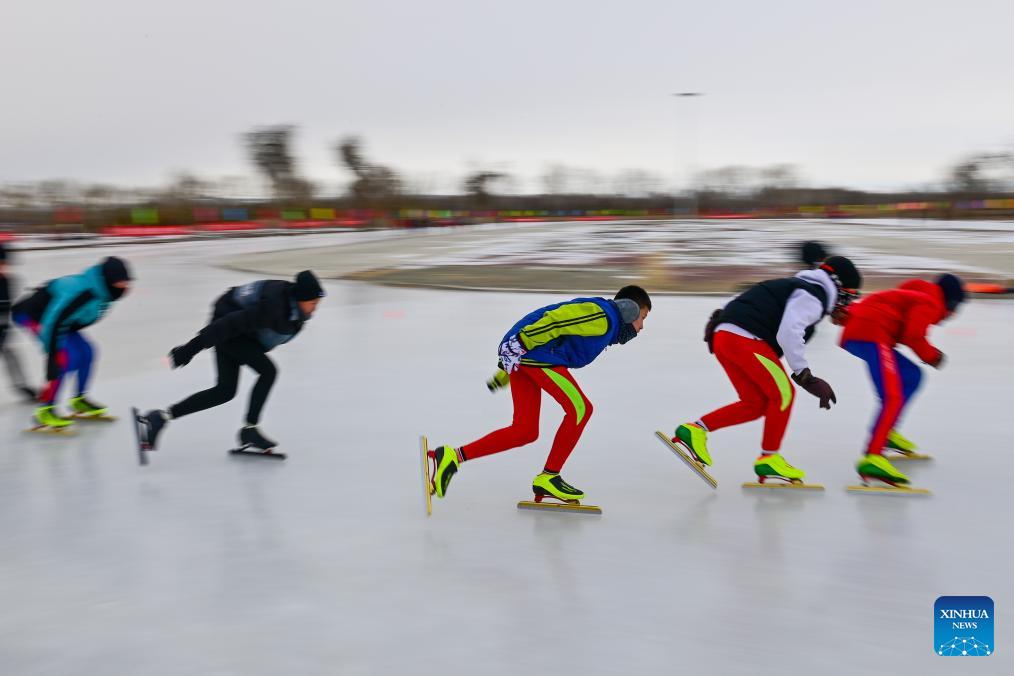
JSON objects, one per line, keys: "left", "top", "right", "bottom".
{"left": 776, "top": 290, "right": 825, "bottom": 375}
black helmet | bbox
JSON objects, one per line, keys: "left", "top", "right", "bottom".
{"left": 819, "top": 255, "right": 862, "bottom": 291}
{"left": 936, "top": 273, "right": 966, "bottom": 312}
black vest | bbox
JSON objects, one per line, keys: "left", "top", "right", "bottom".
{"left": 719, "top": 277, "right": 829, "bottom": 357}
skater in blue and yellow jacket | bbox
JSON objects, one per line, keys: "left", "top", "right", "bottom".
{"left": 12, "top": 257, "right": 132, "bottom": 430}
{"left": 429, "top": 285, "right": 651, "bottom": 505}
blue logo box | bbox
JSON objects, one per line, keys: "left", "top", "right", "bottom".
{"left": 935, "top": 596, "right": 994, "bottom": 656}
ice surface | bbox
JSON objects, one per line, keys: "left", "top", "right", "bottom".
{"left": 1, "top": 229, "right": 1011, "bottom": 675}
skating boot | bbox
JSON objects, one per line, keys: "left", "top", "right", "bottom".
{"left": 70, "top": 394, "right": 112, "bottom": 420}
{"left": 137, "top": 410, "right": 169, "bottom": 450}
{"left": 29, "top": 405, "right": 74, "bottom": 434}
{"left": 848, "top": 453, "right": 929, "bottom": 494}
{"left": 430, "top": 445, "right": 462, "bottom": 498}
{"left": 673, "top": 422, "right": 712, "bottom": 466}
{"left": 239, "top": 425, "right": 278, "bottom": 451}
{"left": 532, "top": 471, "right": 586, "bottom": 503}
{"left": 17, "top": 386, "right": 38, "bottom": 403}
{"left": 753, "top": 453, "right": 805, "bottom": 484}
{"left": 856, "top": 453, "right": 910, "bottom": 487}
{"left": 885, "top": 430, "right": 930, "bottom": 460}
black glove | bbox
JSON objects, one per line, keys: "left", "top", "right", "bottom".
{"left": 792, "top": 368, "right": 837, "bottom": 410}
{"left": 704, "top": 309, "right": 723, "bottom": 354}
{"left": 928, "top": 352, "right": 946, "bottom": 369}
{"left": 169, "top": 338, "right": 203, "bottom": 369}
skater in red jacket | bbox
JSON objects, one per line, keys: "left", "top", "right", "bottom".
{"left": 839, "top": 274, "right": 966, "bottom": 486}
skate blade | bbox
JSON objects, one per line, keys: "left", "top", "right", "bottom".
{"left": 654, "top": 430, "right": 717, "bottom": 489}
{"left": 70, "top": 413, "right": 117, "bottom": 422}
{"left": 517, "top": 500, "right": 602, "bottom": 514}
{"left": 742, "top": 481, "right": 824, "bottom": 491}
{"left": 846, "top": 484, "right": 931, "bottom": 495}
{"left": 420, "top": 435, "right": 433, "bottom": 517}
{"left": 131, "top": 407, "right": 149, "bottom": 466}
{"left": 25, "top": 426, "right": 76, "bottom": 435}
{"left": 888, "top": 453, "right": 933, "bottom": 461}
{"left": 229, "top": 446, "right": 286, "bottom": 460}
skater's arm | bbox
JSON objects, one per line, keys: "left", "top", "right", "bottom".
{"left": 517, "top": 302, "right": 610, "bottom": 349}
{"left": 900, "top": 304, "right": 942, "bottom": 365}
{"left": 776, "top": 291, "right": 824, "bottom": 374}
{"left": 39, "top": 290, "right": 94, "bottom": 378}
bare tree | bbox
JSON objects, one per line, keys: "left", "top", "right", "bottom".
{"left": 336, "top": 136, "right": 402, "bottom": 202}
{"left": 463, "top": 171, "right": 508, "bottom": 203}
{"left": 244, "top": 125, "right": 305, "bottom": 200}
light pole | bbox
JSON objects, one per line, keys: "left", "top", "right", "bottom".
{"left": 672, "top": 92, "right": 704, "bottom": 219}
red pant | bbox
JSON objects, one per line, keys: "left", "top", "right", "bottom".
{"left": 462, "top": 365, "right": 593, "bottom": 473}
{"left": 701, "top": 331, "right": 795, "bottom": 452}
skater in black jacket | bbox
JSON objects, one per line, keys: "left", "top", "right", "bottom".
{"left": 136, "top": 270, "right": 325, "bottom": 453}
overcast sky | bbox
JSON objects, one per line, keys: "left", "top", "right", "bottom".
{"left": 2, "top": 0, "right": 1012, "bottom": 193}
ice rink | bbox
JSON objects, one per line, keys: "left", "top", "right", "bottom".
{"left": 1, "top": 226, "right": 1011, "bottom": 675}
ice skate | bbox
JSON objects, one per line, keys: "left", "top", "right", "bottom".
{"left": 847, "top": 453, "right": 930, "bottom": 495}
{"left": 743, "top": 453, "right": 824, "bottom": 490}
{"left": 518, "top": 472, "right": 601, "bottom": 514}
{"left": 131, "top": 407, "right": 167, "bottom": 465}
{"left": 430, "top": 444, "right": 461, "bottom": 498}
{"left": 69, "top": 395, "right": 116, "bottom": 421}
{"left": 655, "top": 430, "right": 717, "bottom": 489}
{"left": 230, "top": 425, "right": 285, "bottom": 459}
{"left": 673, "top": 422, "right": 712, "bottom": 465}
{"left": 884, "top": 430, "right": 931, "bottom": 460}
{"left": 27, "top": 405, "right": 75, "bottom": 434}
{"left": 17, "top": 386, "right": 37, "bottom": 403}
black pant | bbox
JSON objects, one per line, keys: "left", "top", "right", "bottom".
{"left": 170, "top": 337, "right": 276, "bottom": 425}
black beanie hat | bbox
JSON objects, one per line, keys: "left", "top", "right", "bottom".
{"left": 101, "top": 256, "right": 132, "bottom": 286}
{"left": 936, "top": 273, "right": 966, "bottom": 311}
{"left": 293, "top": 270, "right": 324, "bottom": 301}
{"left": 820, "top": 255, "right": 862, "bottom": 290}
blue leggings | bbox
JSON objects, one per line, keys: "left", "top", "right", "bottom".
{"left": 843, "top": 340, "right": 922, "bottom": 455}
{"left": 15, "top": 314, "right": 94, "bottom": 404}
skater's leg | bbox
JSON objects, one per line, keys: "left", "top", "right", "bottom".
{"left": 3, "top": 343, "right": 31, "bottom": 394}
{"left": 699, "top": 332, "right": 769, "bottom": 433}
{"left": 893, "top": 350, "right": 922, "bottom": 422}
{"left": 460, "top": 366, "right": 541, "bottom": 460}
{"left": 234, "top": 344, "right": 276, "bottom": 425}
{"left": 529, "top": 366, "right": 593, "bottom": 473}
{"left": 844, "top": 341, "right": 906, "bottom": 456}
{"left": 38, "top": 347, "right": 69, "bottom": 405}
{"left": 63, "top": 333, "right": 94, "bottom": 396}
{"left": 168, "top": 346, "right": 240, "bottom": 419}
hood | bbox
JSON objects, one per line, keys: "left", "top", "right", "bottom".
{"left": 82, "top": 264, "right": 113, "bottom": 302}
{"left": 795, "top": 268, "right": 838, "bottom": 314}
{"left": 900, "top": 278, "right": 948, "bottom": 315}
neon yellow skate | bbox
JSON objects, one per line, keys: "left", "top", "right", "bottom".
{"left": 430, "top": 445, "right": 461, "bottom": 498}
{"left": 744, "top": 453, "right": 823, "bottom": 490}
{"left": 69, "top": 395, "right": 115, "bottom": 421}
{"left": 28, "top": 405, "right": 76, "bottom": 434}
{"left": 518, "top": 472, "right": 602, "bottom": 514}
{"left": 885, "top": 430, "right": 931, "bottom": 460}
{"left": 847, "top": 453, "right": 930, "bottom": 494}
{"left": 673, "top": 423, "right": 712, "bottom": 466}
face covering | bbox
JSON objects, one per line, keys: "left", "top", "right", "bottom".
{"left": 617, "top": 323, "right": 638, "bottom": 345}
{"left": 108, "top": 285, "right": 126, "bottom": 300}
